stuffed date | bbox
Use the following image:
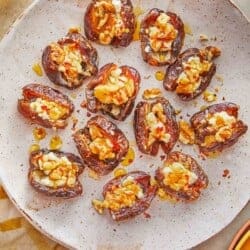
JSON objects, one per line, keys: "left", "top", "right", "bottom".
{"left": 84, "top": 0, "right": 135, "bottom": 47}
{"left": 86, "top": 63, "right": 140, "bottom": 121}
{"left": 42, "top": 28, "right": 98, "bottom": 89}
{"left": 163, "top": 46, "right": 221, "bottom": 101}
{"left": 155, "top": 151, "right": 208, "bottom": 202}
{"left": 140, "top": 9, "right": 184, "bottom": 66}
{"left": 73, "top": 115, "right": 129, "bottom": 175}
{"left": 28, "top": 149, "right": 85, "bottom": 198}
{"left": 17, "top": 83, "right": 74, "bottom": 129}
{"left": 190, "top": 102, "right": 248, "bottom": 156}
{"left": 92, "top": 171, "right": 157, "bottom": 221}
{"left": 134, "top": 97, "right": 179, "bottom": 156}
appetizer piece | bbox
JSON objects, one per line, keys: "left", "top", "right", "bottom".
{"left": 163, "top": 46, "right": 221, "bottom": 101}
{"left": 86, "top": 63, "right": 140, "bottom": 121}
{"left": 190, "top": 103, "right": 248, "bottom": 156}
{"left": 42, "top": 28, "right": 98, "bottom": 89}
{"left": 73, "top": 115, "right": 129, "bottom": 175}
{"left": 18, "top": 83, "right": 74, "bottom": 129}
{"left": 155, "top": 151, "right": 208, "bottom": 202}
{"left": 92, "top": 171, "right": 157, "bottom": 221}
{"left": 84, "top": 0, "right": 135, "bottom": 47}
{"left": 29, "top": 149, "right": 85, "bottom": 198}
{"left": 134, "top": 97, "right": 179, "bottom": 156}
{"left": 140, "top": 9, "right": 184, "bottom": 66}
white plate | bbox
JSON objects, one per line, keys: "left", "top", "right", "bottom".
{"left": 0, "top": 0, "right": 249, "bottom": 249}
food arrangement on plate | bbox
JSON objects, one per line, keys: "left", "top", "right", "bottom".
{"left": 15, "top": 0, "right": 248, "bottom": 224}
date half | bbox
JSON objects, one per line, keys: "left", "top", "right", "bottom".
{"left": 29, "top": 149, "right": 85, "bottom": 198}
{"left": 42, "top": 28, "right": 98, "bottom": 89}
{"left": 93, "top": 171, "right": 157, "bottom": 221}
{"left": 190, "top": 102, "right": 248, "bottom": 156}
{"left": 140, "top": 8, "right": 184, "bottom": 66}
{"left": 84, "top": 0, "right": 135, "bottom": 47}
{"left": 18, "top": 83, "right": 74, "bottom": 129}
{"left": 163, "top": 46, "right": 221, "bottom": 101}
{"left": 134, "top": 97, "right": 179, "bottom": 156}
{"left": 155, "top": 151, "right": 208, "bottom": 202}
{"left": 73, "top": 115, "right": 129, "bottom": 175}
{"left": 86, "top": 63, "right": 140, "bottom": 121}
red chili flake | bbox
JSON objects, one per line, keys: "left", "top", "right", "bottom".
{"left": 144, "top": 212, "right": 151, "bottom": 219}
{"left": 71, "top": 117, "right": 78, "bottom": 130}
{"left": 160, "top": 155, "right": 165, "bottom": 161}
{"left": 112, "top": 141, "right": 121, "bottom": 152}
{"left": 41, "top": 105, "right": 48, "bottom": 111}
{"left": 222, "top": 169, "right": 230, "bottom": 178}
{"left": 81, "top": 100, "right": 87, "bottom": 108}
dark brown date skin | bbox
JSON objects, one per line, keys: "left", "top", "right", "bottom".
{"left": 28, "top": 149, "right": 85, "bottom": 199}
{"left": 73, "top": 115, "right": 129, "bottom": 175}
{"left": 190, "top": 103, "right": 248, "bottom": 155}
{"left": 140, "top": 9, "right": 185, "bottom": 66}
{"left": 17, "top": 83, "right": 74, "bottom": 129}
{"left": 42, "top": 29, "right": 98, "bottom": 89}
{"left": 155, "top": 151, "right": 208, "bottom": 202}
{"left": 86, "top": 63, "right": 140, "bottom": 121}
{"left": 103, "top": 171, "right": 157, "bottom": 221}
{"left": 84, "top": 0, "right": 135, "bottom": 47}
{"left": 163, "top": 46, "right": 221, "bottom": 101}
{"left": 134, "top": 97, "right": 179, "bottom": 156}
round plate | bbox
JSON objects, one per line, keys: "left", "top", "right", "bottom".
{"left": 0, "top": 0, "right": 249, "bottom": 249}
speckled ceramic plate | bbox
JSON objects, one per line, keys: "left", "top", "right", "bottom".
{"left": 0, "top": 0, "right": 249, "bottom": 249}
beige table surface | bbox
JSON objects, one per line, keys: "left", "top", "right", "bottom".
{"left": 0, "top": 0, "right": 249, "bottom": 249}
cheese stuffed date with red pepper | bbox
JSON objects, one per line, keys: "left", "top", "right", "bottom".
{"left": 190, "top": 102, "right": 248, "bottom": 156}
{"left": 86, "top": 63, "right": 140, "bottom": 121}
{"left": 140, "top": 8, "right": 185, "bottom": 66}
{"left": 17, "top": 83, "right": 74, "bottom": 129}
{"left": 42, "top": 28, "right": 98, "bottom": 89}
{"left": 163, "top": 46, "right": 221, "bottom": 101}
{"left": 28, "top": 149, "right": 85, "bottom": 198}
{"left": 73, "top": 115, "right": 129, "bottom": 175}
{"left": 92, "top": 171, "right": 157, "bottom": 221}
{"left": 84, "top": 0, "right": 135, "bottom": 47}
{"left": 134, "top": 97, "right": 179, "bottom": 156}
{"left": 155, "top": 151, "right": 208, "bottom": 202}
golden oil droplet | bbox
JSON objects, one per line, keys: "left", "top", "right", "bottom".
{"left": 155, "top": 71, "right": 165, "bottom": 81}
{"left": 134, "top": 6, "right": 144, "bottom": 17}
{"left": 88, "top": 169, "right": 100, "bottom": 180}
{"left": 184, "top": 23, "right": 193, "bottom": 35}
{"left": 121, "top": 147, "right": 135, "bottom": 167}
{"left": 114, "top": 168, "right": 127, "bottom": 178}
{"left": 49, "top": 135, "right": 63, "bottom": 150}
{"left": 29, "top": 144, "right": 40, "bottom": 153}
{"left": 33, "top": 127, "right": 47, "bottom": 141}
{"left": 133, "top": 20, "right": 141, "bottom": 41}
{"left": 70, "top": 93, "right": 77, "bottom": 99}
{"left": 69, "top": 26, "right": 81, "bottom": 33}
{"left": 32, "top": 63, "right": 43, "bottom": 76}
{"left": 132, "top": 6, "right": 144, "bottom": 41}
{"left": 157, "top": 188, "right": 177, "bottom": 203}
